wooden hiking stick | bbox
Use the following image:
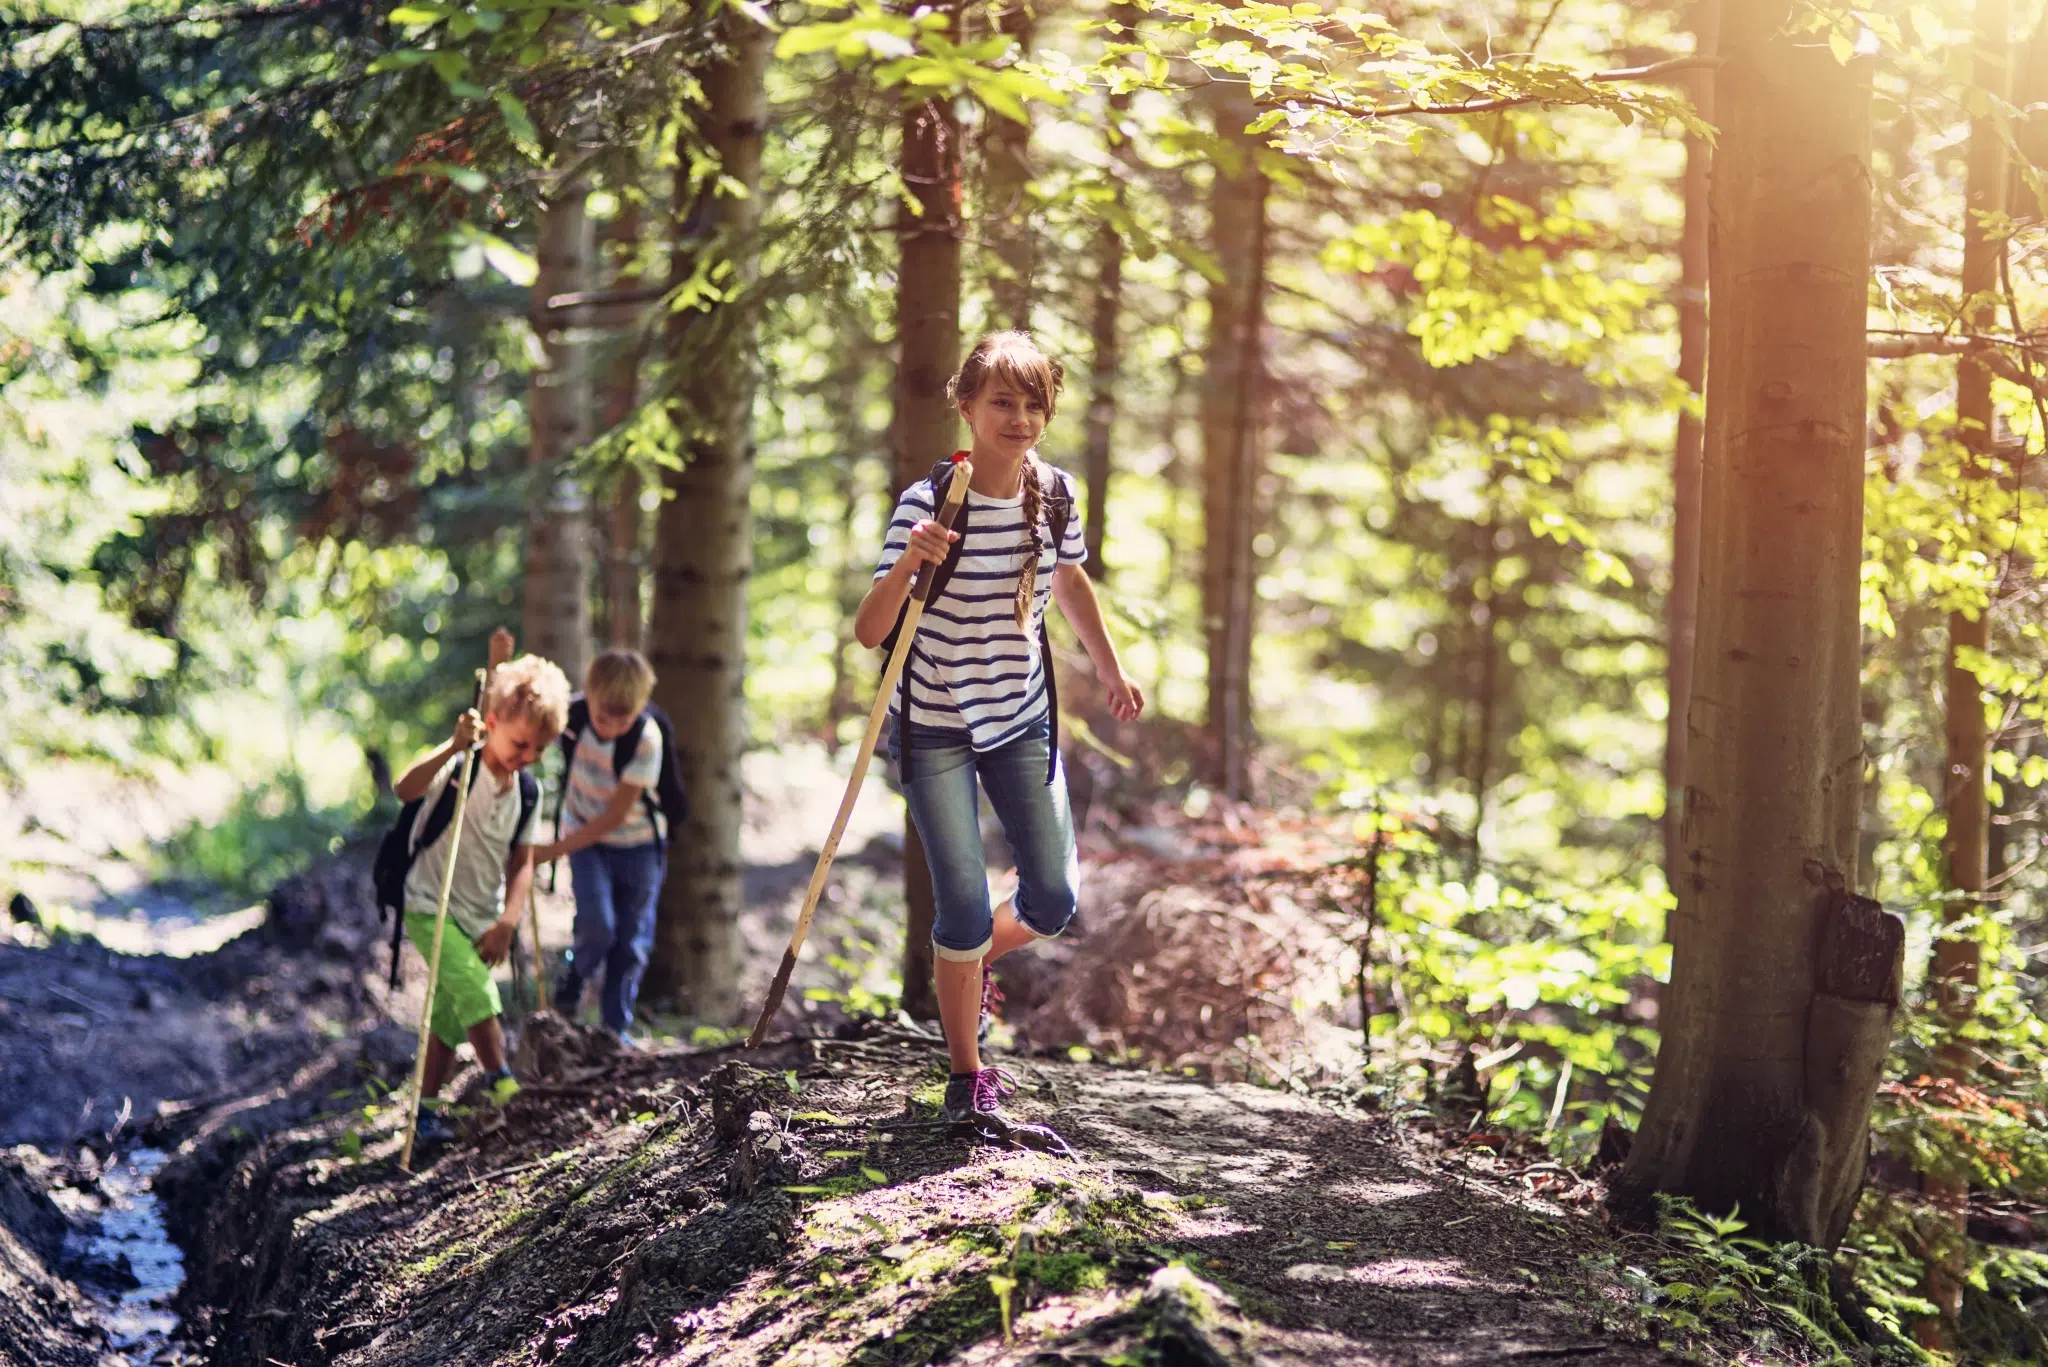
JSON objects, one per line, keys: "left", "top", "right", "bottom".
{"left": 747, "top": 456, "right": 974, "bottom": 1047}
{"left": 399, "top": 668, "right": 489, "bottom": 1173}
{"left": 524, "top": 875, "right": 545, "bottom": 1014}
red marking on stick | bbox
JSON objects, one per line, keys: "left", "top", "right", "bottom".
{"left": 950, "top": 450, "right": 970, "bottom": 463}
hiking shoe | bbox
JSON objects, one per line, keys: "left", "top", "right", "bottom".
{"left": 942, "top": 1067, "right": 1018, "bottom": 1128}
{"left": 413, "top": 1110, "right": 459, "bottom": 1146}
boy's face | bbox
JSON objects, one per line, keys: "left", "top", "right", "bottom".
{"left": 588, "top": 701, "right": 643, "bottom": 742}
{"left": 483, "top": 712, "right": 555, "bottom": 774}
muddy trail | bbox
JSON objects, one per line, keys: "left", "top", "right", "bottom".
{"left": 0, "top": 784, "right": 1849, "bottom": 1367}
{"left": 156, "top": 1010, "right": 1705, "bottom": 1367}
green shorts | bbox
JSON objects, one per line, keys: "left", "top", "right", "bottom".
{"left": 404, "top": 912, "right": 503, "bottom": 1049}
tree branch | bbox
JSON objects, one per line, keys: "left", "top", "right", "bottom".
{"left": 1270, "top": 54, "right": 1720, "bottom": 121}
{"left": 3, "top": 0, "right": 341, "bottom": 36}
{"left": 1867, "top": 331, "right": 2048, "bottom": 397}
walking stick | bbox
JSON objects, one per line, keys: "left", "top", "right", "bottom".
{"left": 524, "top": 874, "right": 546, "bottom": 1013}
{"left": 748, "top": 455, "right": 973, "bottom": 1047}
{"left": 399, "top": 668, "right": 489, "bottom": 1172}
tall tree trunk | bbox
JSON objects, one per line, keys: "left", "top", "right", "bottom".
{"left": 1615, "top": 0, "right": 1898, "bottom": 1247}
{"left": 599, "top": 208, "right": 647, "bottom": 653}
{"left": 644, "top": 11, "right": 771, "bottom": 1022}
{"left": 1923, "top": 0, "right": 2009, "bottom": 1341}
{"left": 894, "top": 33, "right": 965, "bottom": 1022}
{"left": 523, "top": 166, "right": 595, "bottom": 686}
{"left": 1201, "top": 88, "right": 1267, "bottom": 801}
{"left": 983, "top": 0, "right": 1035, "bottom": 331}
{"left": 1082, "top": 4, "right": 1137, "bottom": 582}
{"left": 1667, "top": 0, "right": 1719, "bottom": 887}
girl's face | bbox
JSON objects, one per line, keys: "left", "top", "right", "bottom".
{"left": 960, "top": 381, "right": 1049, "bottom": 459}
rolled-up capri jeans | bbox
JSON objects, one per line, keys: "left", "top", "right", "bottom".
{"left": 892, "top": 716, "right": 1080, "bottom": 961}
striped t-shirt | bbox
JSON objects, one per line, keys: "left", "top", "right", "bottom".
{"left": 874, "top": 462, "right": 1087, "bottom": 751}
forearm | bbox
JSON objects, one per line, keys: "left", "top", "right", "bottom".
{"left": 550, "top": 785, "right": 645, "bottom": 858}
{"left": 394, "top": 740, "right": 460, "bottom": 802}
{"left": 500, "top": 852, "right": 535, "bottom": 927}
{"left": 854, "top": 562, "right": 919, "bottom": 649}
{"left": 1053, "top": 569, "right": 1127, "bottom": 680}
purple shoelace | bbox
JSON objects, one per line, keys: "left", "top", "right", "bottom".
{"left": 971, "top": 1067, "right": 1018, "bottom": 1113}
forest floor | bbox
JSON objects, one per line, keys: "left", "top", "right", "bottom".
{"left": 0, "top": 752, "right": 1863, "bottom": 1367}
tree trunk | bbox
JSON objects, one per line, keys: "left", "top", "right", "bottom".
{"left": 1201, "top": 88, "right": 1267, "bottom": 801}
{"left": 600, "top": 208, "right": 647, "bottom": 653}
{"left": 894, "top": 39, "right": 965, "bottom": 1022}
{"left": 523, "top": 167, "right": 595, "bottom": 686}
{"left": 1082, "top": 7, "right": 1137, "bottom": 582}
{"left": 644, "top": 10, "right": 771, "bottom": 1023}
{"left": 1667, "top": 0, "right": 1718, "bottom": 887}
{"left": 983, "top": 0, "right": 1035, "bottom": 332}
{"left": 1923, "top": 0, "right": 2009, "bottom": 1340}
{"left": 1615, "top": 0, "right": 1898, "bottom": 1248}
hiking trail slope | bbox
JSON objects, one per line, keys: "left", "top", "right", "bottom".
{"left": 155, "top": 1022, "right": 1778, "bottom": 1367}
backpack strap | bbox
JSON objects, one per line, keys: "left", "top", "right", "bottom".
{"left": 414, "top": 755, "right": 486, "bottom": 859}
{"left": 888, "top": 459, "right": 972, "bottom": 780}
{"left": 552, "top": 696, "right": 591, "bottom": 836}
{"left": 515, "top": 769, "right": 540, "bottom": 845}
{"left": 611, "top": 714, "right": 649, "bottom": 780}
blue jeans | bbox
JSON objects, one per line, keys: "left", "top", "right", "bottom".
{"left": 893, "top": 719, "right": 1079, "bottom": 961}
{"left": 556, "top": 841, "right": 664, "bottom": 1034}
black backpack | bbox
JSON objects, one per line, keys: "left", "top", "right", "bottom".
{"left": 552, "top": 698, "right": 691, "bottom": 858}
{"left": 372, "top": 758, "right": 540, "bottom": 989}
{"left": 881, "top": 458, "right": 1074, "bottom": 784}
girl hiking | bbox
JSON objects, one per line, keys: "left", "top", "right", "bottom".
{"left": 855, "top": 331, "right": 1143, "bottom": 1128}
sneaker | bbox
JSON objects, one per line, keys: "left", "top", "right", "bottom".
{"left": 413, "top": 1109, "right": 459, "bottom": 1146}
{"left": 942, "top": 1067, "right": 1017, "bottom": 1128}
{"left": 487, "top": 1069, "right": 522, "bottom": 1105}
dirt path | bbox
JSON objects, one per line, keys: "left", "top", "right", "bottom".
{"left": 152, "top": 1022, "right": 1725, "bottom": 1367}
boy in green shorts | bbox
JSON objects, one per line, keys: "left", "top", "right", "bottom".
{"left": 393, "top": 635, "right": 571, "bottom": 1139}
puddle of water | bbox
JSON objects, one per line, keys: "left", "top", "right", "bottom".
{"left": 81, "top": 1147, "right": 189, "bottom": 1365}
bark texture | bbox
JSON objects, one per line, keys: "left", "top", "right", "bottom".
{"left": 523, "top": 170, "right": 595, "bottom": 687}
{"left": 1923, "top": 0, "right": 2009, "bottom": 1339}
{"left": 1201, "top": 89, "right": 1267, "bottom": 801}
{"left": 1617, "top": 0, "right": 1898, "bottom": 1248}
{"left": 894, "top": 42, "right": 965, "bottom": 1021}
{"left": 983, "top": 0, "right": 1036, "bottom": 332}
{"left": 1081, "top": 4, "right": 1138, "bottom": 582}
{"left": 645, "top": 12, "right": 772, "bottom": 1021}
{"left": 1666, "top": 0, "right": 1717, "bottom": 884}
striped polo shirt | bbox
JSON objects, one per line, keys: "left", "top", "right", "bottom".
{"left": 874, "top": 462, "right": 1087, "bottom": 751}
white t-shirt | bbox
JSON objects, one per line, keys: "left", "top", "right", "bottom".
{"left": 402, "top": 756, "right": 536, "bottom": 939}
{"left": 874, "top": 462, "right": 1087, "bottom": 750}
{"left": 561, "top": 719, "right": 663, "bottom": 847}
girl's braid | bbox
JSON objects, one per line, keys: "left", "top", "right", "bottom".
{"left": 1014, "top": 456, "right": 1045, "bottom": 629}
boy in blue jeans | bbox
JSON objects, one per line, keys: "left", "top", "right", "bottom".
{"left": 536, "top": 650, "right": 666, "bottom": 1046}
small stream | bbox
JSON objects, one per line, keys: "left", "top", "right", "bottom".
{"left": 67, "top": 1147, "right": 194, "bottom": 1366}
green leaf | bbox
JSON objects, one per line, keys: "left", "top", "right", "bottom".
{"left": 388, "top": 3, "right": 450, "bottom": 24}
{"left": 495, "top": 90, "right": 539, "bottom": 145}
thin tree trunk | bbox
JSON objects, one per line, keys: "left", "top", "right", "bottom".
{"left": 1923, "top": 0, "right": 2009, "bottom": 1341}
{"left": 599, "top": 207, "right": 647, "bottom": 653}
{"left": 894, "top": 32, "right": 965, "bottom": 1022}
{"left": 605, "top": 468, "right": 644, "bottom": 651}
{"left": 644, "top": 10, "right": 771, "bottom": 1022}
{"left": 1082, "top": 6, "right": 1137, "bottom": 582}
{"left": 1667, "top": 0, "right": 1718, "bottom": 888}
{"left": 523, "top": 163, "right": 595, "bottom": 686}
{"left": 1616, "top": 0, "right": 1897, "bottom": 1247}
{"left": 1470, "top": 507, "right": 1502, "bottom": 876}
{"left": 983, "top": 0, "right": 1035, "bottom": 331}
{"left": 1202, "top": 87, "right": 1267, "bottom": 800}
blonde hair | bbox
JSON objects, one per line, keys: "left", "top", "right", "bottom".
{"left": 948, "top": 332, "right": 1065, "bottom": 628}
{"left": 586, "top": 649, "right": 657, "bottom": 714}
{"left": 487, "top": 655, "right": 572, "bottom": 738}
